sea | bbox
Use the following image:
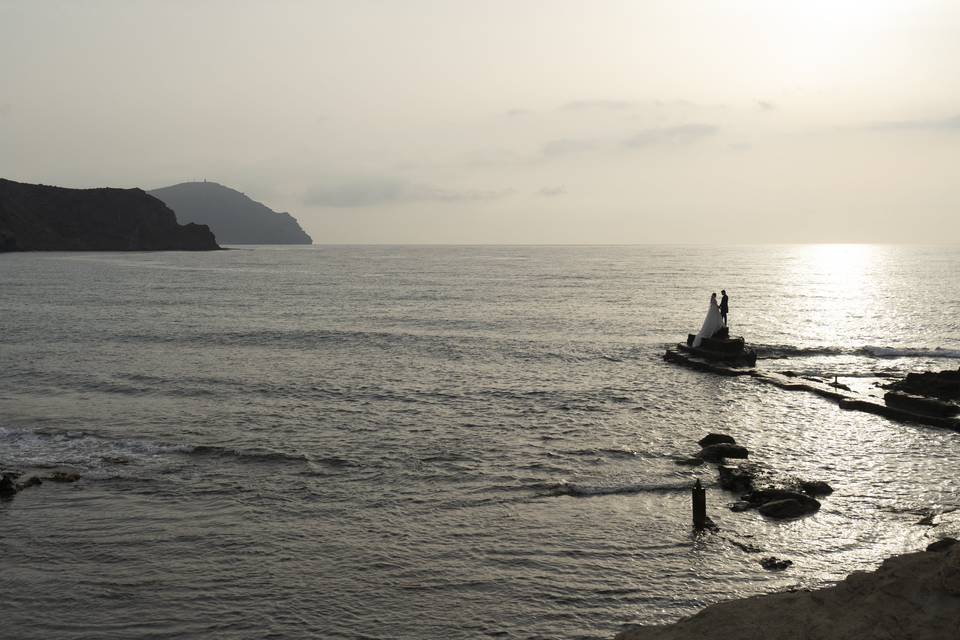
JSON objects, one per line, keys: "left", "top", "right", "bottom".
{"left": 1, "top": 244, "right": 959, "bottom": 640}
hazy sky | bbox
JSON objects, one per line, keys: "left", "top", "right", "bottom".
{"left": 2, "top": 1, "right": 959, "bottom": 243}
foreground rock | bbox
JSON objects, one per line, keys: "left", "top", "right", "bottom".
{"left": 0, "top": 178, "right": 220, "bottom": 251}
{"left": 150, "top": 181, "right": 312, "bottom": 245}
{"left": 616, "top": 544, "right": 960, "bottom": 640}
{"left": 744, "top": 488, "right": 822, "bottom": 519}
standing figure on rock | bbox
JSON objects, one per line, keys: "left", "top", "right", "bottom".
{"left": 693, "top": 293, "right": 723, "bottom": 347}
{"left": 720, "top": 290, "right": 729, "bottom": 326}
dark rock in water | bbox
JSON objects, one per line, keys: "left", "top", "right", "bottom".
{"left": 744, "top": 488, "right": 817, "bottom": 506}
{"left": 888, "top": 369, "right": 960, "bottom": 402}
{"left": 0, "top": 473, "right": 18, "bottom": 495}
{"left": 758, "top": 497, "right": 821, "bottom": 519}
{"left": 840, "top": 396, "right": 960, "bottom": 430}
{"left": 0, "top": 178, "right": 220, "bottom": 251}
{"left": 674, "top": 456, "right": 705, "bottom": 467}
{"left": 730, "top": 500, "right": 753, "bottom": 512}
{"left": 884, "top": 391, "right": 959, "bottom": 418}
{"left": 927, "top": 538, "right": 958, "bottom": 552}
{"left": 46, "top": 471, "right": 81, "bottom": 483}
{"left": 700, "top": 443, "right": 749, "bottom": 462}
{"left": 698, "top": 433, "right": 736, "bottom": 447}
{"left": 917, "top": 512, "right": 940, "bottom": 526}
{"left": 718, "top": 463, "right": 759, "bottom": 492}
{"left": 149, "top": 181, "right": 313, "bottom": 245}
{"left": 799, "top": 480, "right": 834, "bottom": 496}
{"left": 760, "top": 557, "right": 793, "bottom": 570}
{"left": 744, "top": 488, "right": 822, "bottom": 518}
{"left": 712, "top": 326, "right": 730, "bottom": 339}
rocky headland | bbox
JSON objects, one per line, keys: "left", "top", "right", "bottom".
{"left": 149, "top": 181, "right": 312, "bottom": 245}
{"left": 0, "top": 178, "right": 220, "bottom": 251}
{"left": 616, "top": 540, "right": 960, "bottom": 640}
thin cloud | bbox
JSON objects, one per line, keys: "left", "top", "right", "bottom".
{"left": 540, "top": 138, "right": 599, "bottom": 157}
{"left": 303, "top": 178, "right": 512, "bottom": 208}
{"left": 537, "top": 186, "right": 567, "bottom": 197}
{"left": 623, "top": 124, "right": 719, "bottom": 148}
{"left": 560, "top": 99, "right": 635, "bottom": 111}
{"left": 503, "top": 108, "right": 531, "bottom": 117}
{"left": 864, "top": 115, "right": 960, "bottom": 131}
{"left": 757, "top": 100, "right": 777, "bottom": 111}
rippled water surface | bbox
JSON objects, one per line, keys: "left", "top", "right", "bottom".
{"left": 1, "top": 245, "right": 959, "bottom": 639}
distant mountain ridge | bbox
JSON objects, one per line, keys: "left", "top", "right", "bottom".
{"left": 150, "top": 181, "right": 312, "bottom": 245}
{"left": 0, "top": 178, "right": 220, "bottom": 252}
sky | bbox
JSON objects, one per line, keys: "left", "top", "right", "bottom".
{"left": 2, "top": 0, "right": 959, "bottom": 243}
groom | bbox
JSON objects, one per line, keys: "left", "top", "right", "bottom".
{"left": 720, "top": 290, "right": 729, "bottom": 326}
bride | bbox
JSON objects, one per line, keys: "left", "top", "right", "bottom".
{"left": 693, "top": 293, "right": 723, "bottom": 347}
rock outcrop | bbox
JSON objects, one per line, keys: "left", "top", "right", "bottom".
{"left": 0, "top": 178, "right": 220, "bottom": 251}
{"left": 887, "top": 369, "right": 960, "bottom": 402}
{"left": 616, "top": 543, "right": 960, "bottom": 640}
{"left": 149, "top": 181, "right": 312, "bottom": 245}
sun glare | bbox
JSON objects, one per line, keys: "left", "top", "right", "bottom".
{"left": 793, "top": 244, "right": 881, "bottom": 343}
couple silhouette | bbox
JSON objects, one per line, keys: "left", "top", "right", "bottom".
{"left": 692, "top": 290, "right": 729, "bottom": 347}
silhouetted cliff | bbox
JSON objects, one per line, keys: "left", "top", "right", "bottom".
{"left": 0, "top": 179, "right": 220, "bottom": 251}
{"left": 149, "top": 181, "right": 312, "bottom": 245}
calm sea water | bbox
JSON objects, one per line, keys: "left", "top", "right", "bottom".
{"left": 1, "top": 245, "right": 959, "bottom": 639}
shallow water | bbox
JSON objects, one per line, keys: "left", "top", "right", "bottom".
{"left": 1, "top": 245, "right": 959, "bottom": 639}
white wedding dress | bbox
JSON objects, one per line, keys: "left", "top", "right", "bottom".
{"left": 692, "top": 297, "right": 723, "bottom": 347}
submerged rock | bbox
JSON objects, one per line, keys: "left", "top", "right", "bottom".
{"left": 744, "top": 488, "right": 815, "bottom": 505}
{"left": 758, "top": 498, "right": 820, "bottom": 519}
{"left": 46, "top": 471, "right": 81, "bottom": 483}
{"left": 718, "top": 463, "right": 759, "bottom": 492}
{"left": 17, "top": 476, "right": 42, "bottom": 490}
{"left": 700, "top": 443, "right": 749, "bottom": 462}
{"left": 760, "top": 557, "right": 793, "bottom": 570}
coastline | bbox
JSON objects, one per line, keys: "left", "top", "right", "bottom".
{"left": 616, "top": 539, "right": 960, "bottom": 640}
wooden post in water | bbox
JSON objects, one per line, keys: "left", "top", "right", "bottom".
{"left": 692, "top": 478, "right": 707, "bottom": 529}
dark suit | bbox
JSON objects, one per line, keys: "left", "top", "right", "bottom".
{"left": 719, "top": 294, "right": 729, "bottom": 325}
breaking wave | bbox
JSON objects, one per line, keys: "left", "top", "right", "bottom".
{"left": 541, "top": 480, "right": 691, "bottom": 498}
{"left": 755, "top": 344, "right": 960, "bottom": 360}
{"left": 0, "top": 426, "right": 315, "bottom": 472}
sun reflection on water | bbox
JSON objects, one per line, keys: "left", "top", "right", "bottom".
{"left": 786, "top": 244, "right": 883, "bottom": 346}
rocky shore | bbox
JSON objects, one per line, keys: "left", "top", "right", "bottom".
{"left": 616, "top": 540, "right": 960, "bottom": 640}
{"left": 664, "top": 347, "right": 960, "bottom": 432}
